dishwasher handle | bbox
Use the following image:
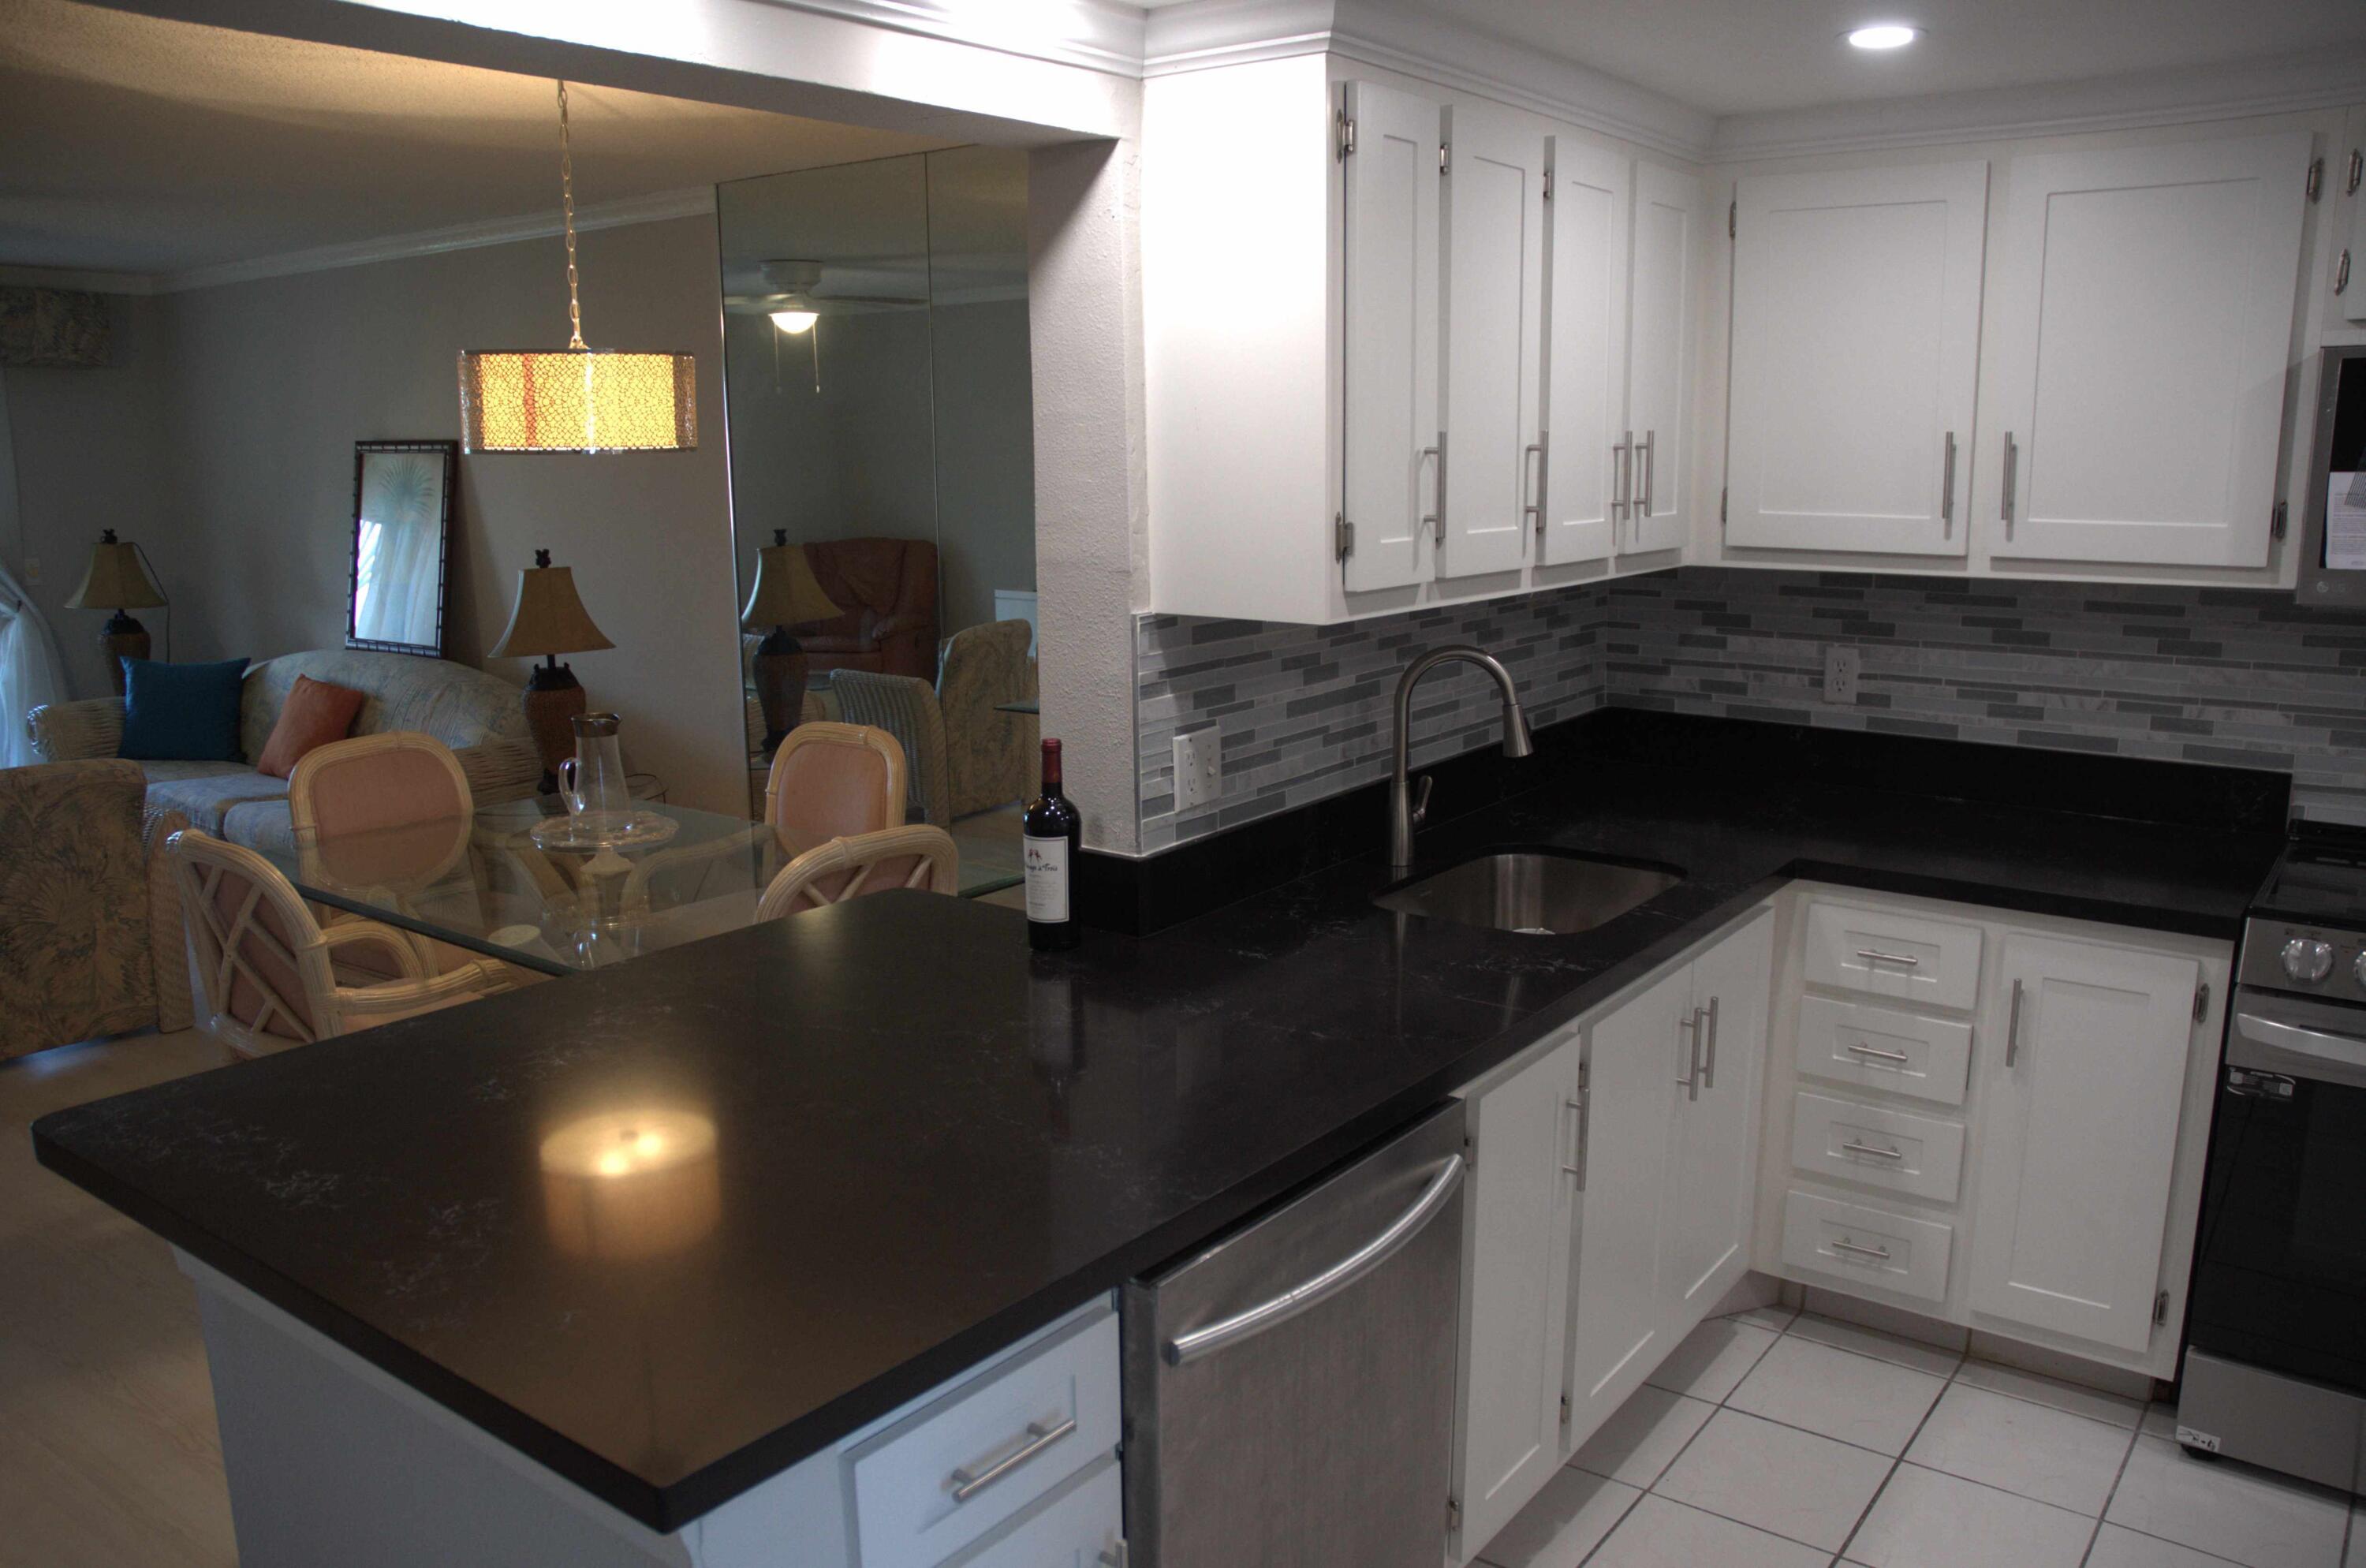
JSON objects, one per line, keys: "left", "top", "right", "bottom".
{"left": 1164, "top": 1153, "right": 1465, "bottom": 1367}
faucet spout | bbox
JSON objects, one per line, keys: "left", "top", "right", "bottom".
{"left": 1386, "top": 644, "right": 1534, "bottom": 872}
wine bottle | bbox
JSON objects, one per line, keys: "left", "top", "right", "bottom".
{"left": 1023, "top": 737, "right": 1083, "bottom": 951}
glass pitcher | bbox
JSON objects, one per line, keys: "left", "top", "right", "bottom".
{"left": 558, "top": 712, "right": 633, "bottom": 820}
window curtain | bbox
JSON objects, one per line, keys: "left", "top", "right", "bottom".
{"left": 0, "top": 373, "right": 66, "bottom": 767}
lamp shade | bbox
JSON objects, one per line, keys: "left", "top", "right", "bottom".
{"left": 490, "top": 552, "right": 614, "bottom": 659}
{"left": 458, "top": 349, "right": 696, "bottom": 454}
{"left": 64, "top": 531, "right": 164, "bottom": 610}
{"left": 740, "top": 536, "right": 842, "bottom": 628}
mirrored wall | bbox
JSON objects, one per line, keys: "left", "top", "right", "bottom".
{"left": 717, "top": 147, "right": 1037, "bottom": 848}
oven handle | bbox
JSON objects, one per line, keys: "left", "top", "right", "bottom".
{"left": 2233, "top": 1010, "right": 2366, "bottom": 1087}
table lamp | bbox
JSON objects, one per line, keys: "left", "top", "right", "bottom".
{"left": 741, "top": 530, "right": 842, "bottom": 749}
{"left": 64, "top": 528, "right": 166, "bottom": 696}
{"left": 491, "top": 549, "right": 614, "bottom": 792}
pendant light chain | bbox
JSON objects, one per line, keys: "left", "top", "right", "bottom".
{"left": 558, "top": 79, "right": 585, "bottom": 351}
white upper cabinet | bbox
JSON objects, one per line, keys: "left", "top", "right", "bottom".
{"left": 1440, "top": 102, "right": 1546, "bottom": 581}
{"left": 1539, "top": 134, "right": 1629, "bottom": 568}
{"left": 1983, "top": 133, "right": 2312, "bottom": 569}
{"left": 1969, "top": 933, "right": 2201, "bottom": 1354}
{"left": 1727, "top": 161, "right": 1989, "bottom": 557}
{"left": 1341, "top": 80, "right": 1443, "bottom": 594}
{"left": 1625, "top": 163, "right": 1704, "bottom": 557}
{"left": 2345, "top": 109, "right": 2366, "bottom": 326}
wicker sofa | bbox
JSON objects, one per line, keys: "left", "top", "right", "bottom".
{"left": 26, "top": 649, "right": 539, "bottom": 852}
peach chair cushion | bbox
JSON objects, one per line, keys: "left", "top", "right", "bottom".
{"left": 767, "top": 725, "right": 905, "bottom": 842}
{"left": 203, "top": 860, "right": 316, "bottom": 1040}
{"left": 301, "top": 744, "right": 467, "bottom": 838}
{"left": 255, "top": 676, "right": 367, "bottom": 778}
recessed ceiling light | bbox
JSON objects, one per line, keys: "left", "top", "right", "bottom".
{"left": 1845, "top": 24, "right": 1921, "bottom": 49}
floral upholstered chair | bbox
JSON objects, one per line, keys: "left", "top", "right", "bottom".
{"left": 0, "top": 759, "right": 192, "bottom": 1059}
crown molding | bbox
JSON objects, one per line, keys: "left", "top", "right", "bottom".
{"left": 752, "top": 0, "right": 1148, "bottom": 78}
{"left": 1143, "top": 0, "right": 1716, "bottom": 159}
{"left": 152, "top": 187, "right": 718, "bottom": 295}
{"left": 1710, "top": 47, "right": 2366, "bottom": 162}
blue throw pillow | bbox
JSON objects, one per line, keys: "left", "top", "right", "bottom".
{"left": 118, "top": 657, "right": 251, "bottom": 763}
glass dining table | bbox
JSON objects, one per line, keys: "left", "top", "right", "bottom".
{"left": 252, "top": 796, "right": 1023, "bottom": 978}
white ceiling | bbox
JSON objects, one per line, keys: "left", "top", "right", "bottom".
{"left": 1149, "top": 0, "right": 2366, "bottom": 118}
{"left": 0, "top": 0, "right": 949, "bottom": 277}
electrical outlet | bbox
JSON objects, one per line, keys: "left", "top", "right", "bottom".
{"left": 1173, "top": 730, "right": 1221, "bottom": 809}
{"left": 1823, "top": 645, "right": 1861, "bottom": 705}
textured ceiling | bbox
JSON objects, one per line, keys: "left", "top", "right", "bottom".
{"left": 0, "top": 0, "right": 950, "bottom": 276}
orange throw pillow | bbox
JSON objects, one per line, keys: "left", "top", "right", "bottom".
{"left": 256, "top": 675, "right": 368, "bottom": 778}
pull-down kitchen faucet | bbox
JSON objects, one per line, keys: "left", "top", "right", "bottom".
{"left": 1387, "top": 645, "right": 1533, "bottom": 872}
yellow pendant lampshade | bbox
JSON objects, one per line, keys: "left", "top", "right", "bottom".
{"left": 458, "top": 80, "right": 696, "bottom": 454}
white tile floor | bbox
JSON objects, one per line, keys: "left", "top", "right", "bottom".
{"left": 1476, "top": 1305, "right": 2364, "bottom": 1568}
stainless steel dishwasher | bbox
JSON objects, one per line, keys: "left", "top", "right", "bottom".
{"left": 1121, "top": 1102, "right": 1467, "bottom": 1566}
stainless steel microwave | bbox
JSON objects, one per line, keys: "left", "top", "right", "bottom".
{"left": 2298, "top": 345, "right": 2366, "bottom": 606}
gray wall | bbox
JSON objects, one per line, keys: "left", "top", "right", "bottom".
{"left": 1136, "top": 569, "right": 2366, "bottom": 849}
{"left": 2, "top": 218, "right": 748, "bottom": 812}
{"left": 931, "top": 297, "right": 1036, "bottom": 637}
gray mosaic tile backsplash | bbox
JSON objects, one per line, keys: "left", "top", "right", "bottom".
{"left": 1135, "top": 567, "right": 2366, "bottom": 849}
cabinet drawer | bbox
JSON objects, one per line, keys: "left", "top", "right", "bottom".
{"left": 1795, "top": 995, "right": 1974, "bottom": 1107}
{"left": 847, "top": 1308, "right": 1119, "bottom": 1568}
{"left": 949, "top": 1458, "right": 1121, "bottom": 1568}
{"left": 1780, "top": 1189, "right": 1954, "bottom": 1304}
{"left": 1804, "top": 902, "right": 1984, "bottom": 1012}
{"left": 1789, "top": 1090, "right": 1966, "bottom": 1204}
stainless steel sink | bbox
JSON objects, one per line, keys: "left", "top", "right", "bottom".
{"left": 1373, "top": 851, "right": 1683, "bottom": 935}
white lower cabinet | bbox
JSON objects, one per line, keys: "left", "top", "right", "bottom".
{"left": 1753, "top": 887, "right": 2229, "bottom": 1380}
{"left": 1968, "top": 934, "right": 2203, "bottom": 1353}
{"left": 1450, "top": 908, "right": 1772, "bottom": 1562}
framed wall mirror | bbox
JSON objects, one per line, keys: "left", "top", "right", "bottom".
{"left": 346, "top": 439, "right": 454, "bottom": 656}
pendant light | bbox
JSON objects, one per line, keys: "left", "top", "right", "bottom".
{"left": 457, "top": 81, "right": 697, "bottom": 453}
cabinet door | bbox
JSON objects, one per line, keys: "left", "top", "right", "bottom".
{"left": 1340, "top": 80, "right": 1443, "bottom": 595}
{"left": 1625, "top": 162, "right": 1703, "bottom": 558}
{"left": 1538, "top": 134, "right": 1628, "bottom": 568}
{"left": 1984, "top": 133, "right": 2310, "bottom": 568}
{"left": 1969, "top": 934, "right": 2200, "bottom": 1353}
{"left": 1727, "top": 162, "right": 1987, "bottom": 556}
{"left": 1663, "top": 912, "right": 1773, "bottom": 1316}
{"left": 2346, "top": 110, "right": 2366, "bottom": 327}
{"left": 1440, "top": 102, "right": 1544, "bottom": 580}
{"left": 1454, "top": 1033, "right": 1579, "bottom": 1556}
{"left": 1563, "top": 965, "right": 1685, "bottom": 1446}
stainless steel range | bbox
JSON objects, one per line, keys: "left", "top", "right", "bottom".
{"left": 2179, "top": 825, "right": 2366, "bottom": 1492}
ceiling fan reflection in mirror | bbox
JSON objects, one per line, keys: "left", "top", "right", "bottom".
{"left": 723, "top": 258, "right": 928, "bottom": 392}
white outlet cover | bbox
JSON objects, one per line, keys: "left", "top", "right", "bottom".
{"left": 1823, "top": 645, "right": 1861, "bottom": 704}
{"left": 1173, "top": 730, "right": 1220, "bottom": 809}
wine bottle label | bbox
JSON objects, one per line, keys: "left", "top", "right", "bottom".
{"left": 1024, "top": 835, "right": 1071, "bottom": 923}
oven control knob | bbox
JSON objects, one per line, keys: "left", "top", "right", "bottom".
{"left": 2281, "top": 938, "right": 2334, "bottom": 984}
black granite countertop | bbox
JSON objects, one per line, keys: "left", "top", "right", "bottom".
{"left": 32, "top": 738, "right": 2283, "bottom": 1532}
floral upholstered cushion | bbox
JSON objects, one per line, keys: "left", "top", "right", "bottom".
{"left": 0, "top": 759, "right": 158, "bottom": 1059}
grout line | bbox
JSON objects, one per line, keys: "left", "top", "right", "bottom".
{"left": 1580, "top": 1320, "right": 1786, "bottom": 1566}
{"left": 1830, "top": 1328, "right": 1963, "bottom": 1566}
{"left": 2072, "top": 1416, "right": 2142, "bottom": 1567}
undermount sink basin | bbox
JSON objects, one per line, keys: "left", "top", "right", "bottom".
{"left": 1373, "top": 850, "right": 1684, "bottom": 935}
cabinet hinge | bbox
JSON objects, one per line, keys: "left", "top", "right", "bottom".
{"left": 1543, "top": 166, "right": 1554, "bottom": 200}
{"left": 2272, "top": 500, "right": 2288, "bottom": 541}
{"left": 2349, "top": 147, "right": 2364, "bottom": 196}
{"left": 1447, "top": 1496, "right": 1462, "bottom": 1536}
{"left": 2195, "top": 980, "right": 2210, "bottom": 1021}
{"left": 1719, "top": 487, "right": 1729, "bottom": 525}
{"left": 1728, "top": 198, "right": 1737, "bottom": 239}
{"left": 1440, "top": 141, "right": 1451, "bottom": 175}
{"left": 2154, "top": 1290, "right": 2170, "bottom": 1327}
{"left": 2307, "top": 155, "right": 2323, "bottom": 203}
{"left": 1336, "top": 113, "right": 1354, "bottom": 160}
{"left": 1335, "top": 513, "right": 1354, "bottom": 562}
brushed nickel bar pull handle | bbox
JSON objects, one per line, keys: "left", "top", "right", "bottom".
{"left": 1841, "top": 1139, "right": 1905, "bottom": 1162}
{"left": 1701, "top": 995, "right": 1719, "bottom": 1088}
{"left": 2006, "top": 978, "right": 2025, "bottom": 1068}
{"left": 1610, "top": 435, "right": 1631, "bottom": 528}
{"left": 1637, "top": 429, "right": 1655, "bottom": 518}
{"left": 1419, "top": 443, "right": 1441, "bottom": 539}
{"left": 1675, "top": 1010, "right": 1699, "bottom": 1099}
{"left": 2001, "top": 431, "right": 2017, "bottom": 538}
{"left": 1846, "top": 1041, "right": 1912, "bottom": 1065}
{"left": 1523, "top": 442, "right": 1545, "bottom": 535}
{"left": 950, "top": 1417, "right": 1077, "bottom": 1503}
{"left": 1435, "top": 431, "right": 1449, "bottom": 543}
{"left": 1856, "top": 949, "right": 1920, "bottom": 967}
{"left": 1561, "top": 1094, "right": 1587, "bottom": 1185}
{"left": 1941, "top": 431, "right": 1957, "bottom": 536}
{"left": 1830, "top": 1238, "right": 1893, "bottom": 1262}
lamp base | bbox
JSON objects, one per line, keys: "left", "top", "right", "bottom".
{"left": 751, "top": 627, "right": 808, "bottom": 752}
{"left": 522, "top": 661, "right": 587, "bottom": 793}
{"left": 100, "top": 613, "right": 151, "bottom": 696}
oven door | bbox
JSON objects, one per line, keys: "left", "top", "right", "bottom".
{"left": 2186, "top": 991, "right": 2366, "bottom": 1394}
